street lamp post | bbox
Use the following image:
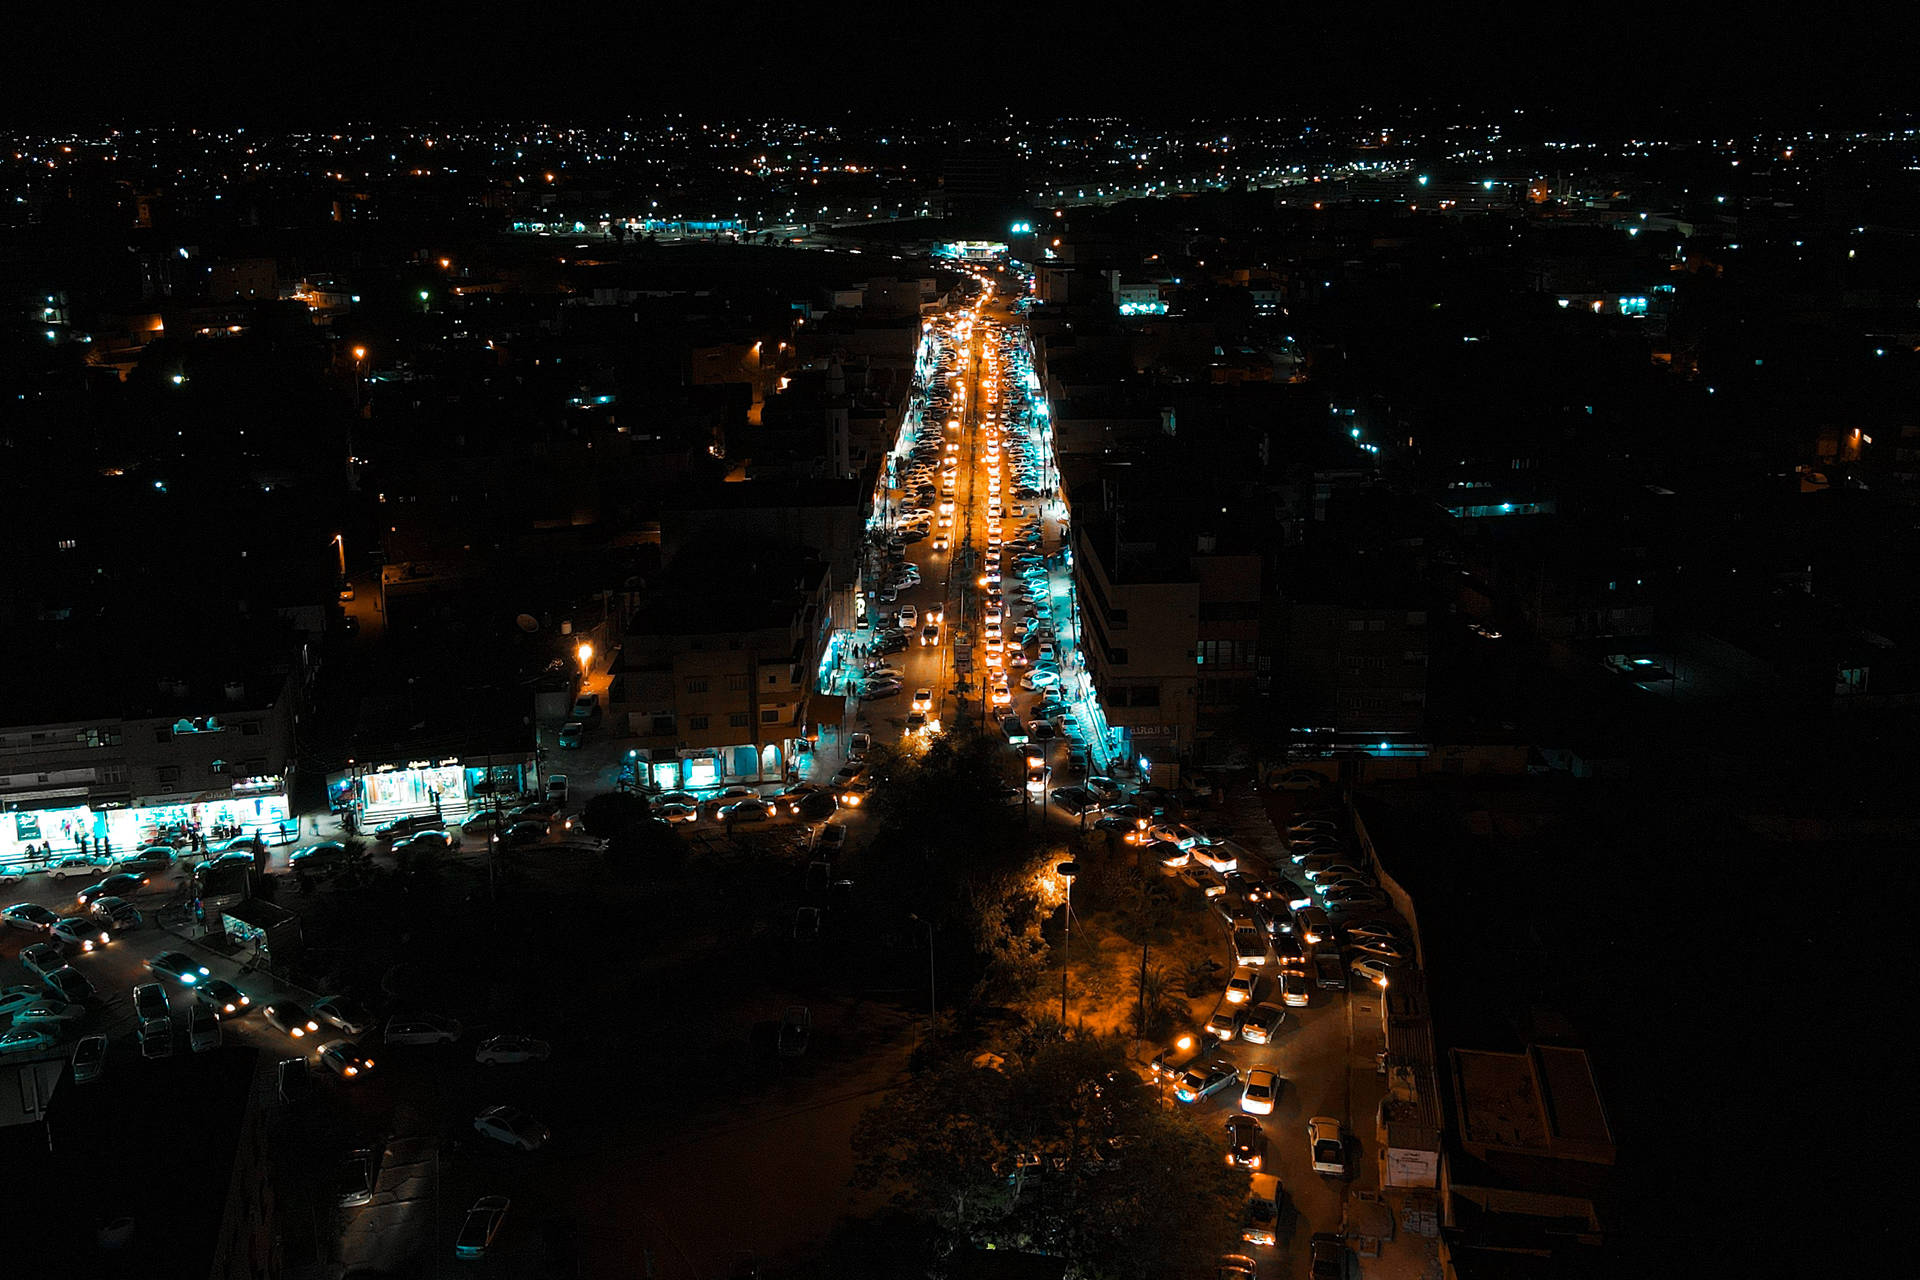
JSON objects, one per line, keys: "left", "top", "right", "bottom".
{"left": 1056, "top": 860, "right": 1077, "bottom": 1026}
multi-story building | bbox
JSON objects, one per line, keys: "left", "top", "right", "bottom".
{"left": 0, "top": 635, "right": 302, "bottom": 862}
{"left": 609, "top": 551, "right": 832, "bottom": 790}
{"left": 1071, "top": 506, "right": 1266, "bottom": 779}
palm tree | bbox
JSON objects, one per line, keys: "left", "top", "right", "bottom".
{"left": 1133, "top": 963, "right": 1177, "bottom": 1041}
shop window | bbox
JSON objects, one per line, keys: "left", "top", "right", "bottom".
{"left": 688, "top": 715, "right": 710, "bottom": 730}
{"left": 729, "top": 712, "right": 749, "bottom": 728}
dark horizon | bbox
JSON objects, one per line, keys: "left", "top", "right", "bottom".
{"left": 6, "top": 5, "right": 1914, "bottom": 130}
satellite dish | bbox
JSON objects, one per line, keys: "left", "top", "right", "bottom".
{"left": 515, "top": 614, "right": 540, "bottom": 633}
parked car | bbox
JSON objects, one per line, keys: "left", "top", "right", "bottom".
{"left": 475, "top": 1034, "right": 551, "bottom": 1065}
{"left": 778, "top": 1005, "right": 811, "bottom": 1057}
{"left": 473, "top": 1105, "right": 550, "bottom": 1151}
{"left": 188, "top": 1004, "right": 222, "bottom": 1052}
{"left": 338, "top": 1146, "right": 382, "bottom": 1207}
{"left": 312, "top": 995, "right": 376, "bottom": 1036}
{"left": 44, "top": 855, "right": 108, "bottom": 882}
{"left": 385, "top": 1014, "right": 462, "bottom": 1045}
{"left": 137, "top": 1017, "right": 173, "bottom": 1059}
{"left": 1350, "top": 957, "right": 1396, "bottom": 989}
{"left": 0, "top": 1027, "right": 63, "bottom": 1057}
{"left": 71, "top": 1034, "right": 108, "bottom": 1083}
{"left": 21, "top": 942, "right": 66, "bottom": 981}
{"left": 12, "top": 999, "right": 86, "bottom": 1029}
{"left": 373, "top": 814, "right": 437, "bottom": 842}
{"left": 0, "top": 987, "right": 55, "bottom": 1020}
{"left": 557, "top": 721, "right": 585, "bottom": 749}
{"left": 545, "top": 774, "right": 570, "bottom": 805}
{"left": 456, "top": 1195, "right": 512, "bottom": 1258}
{"left": 1308, "top": 1116, "right": 1347, "bottom": 1174}
{"left": 289, "top": 842, "right": 350, "bottom": 875}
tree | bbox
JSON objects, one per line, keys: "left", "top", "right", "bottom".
{"left": 602, "top": 819, "right": 686, "bottom": 880}
{"left": 582, "top": 789, "right": 651, "bottom": 837}
{"left": 853, "top": 1035, "right": 1242, "bottom": 1280}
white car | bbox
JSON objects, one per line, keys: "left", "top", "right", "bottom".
{"left": 0, "top": 1027, "right": 61, "bottom": 1057}
{"left": 1241, "top": 1068, "right": 1279, "bottom": 1116}
{"left": 912, "top": 688, "right": 933, "bottom": 714}
{"left": 11, "top": 999, "right": 86, "bottom": 1029}
{"left": 475, "top": 1034, "right": 552, "bottom": 1065}
{"left": 1224, "top": 967, "right": 1259, "bottom": 1005}
{"left": 1350, "top": 957, "right": 1395, "bottom": 989}
{"left": 1308, "top": 1116, "right": 1347, "bottom": 1174}
{"left": 312, "top": 995, "right": 377, "bottom": 1036}
{"left": 1191, "top": 844, "right": 1238, "bottom": 874}
{"left": 473, "top": 1105, "right": 550, "bottom": 1151}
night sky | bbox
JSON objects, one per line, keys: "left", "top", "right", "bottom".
{"left": 4, "top": 3, "right": 1913, "bottom": 125}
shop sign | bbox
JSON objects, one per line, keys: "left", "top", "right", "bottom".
{"left": 12, "top": 812, "right": 43, "bottom": 842}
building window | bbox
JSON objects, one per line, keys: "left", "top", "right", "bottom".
{"left": 1347, "top": 620, "right": 1366, "bottom": 632}
{"left": 1108, "top": 648, "right": 1128, "bottom": 665}
{"left": 726, "top": 674, "right": 748, "bottom": 692}
{"left": 153, "top": 728, "right": 174, "bottom": 743}
{"left": 688, "top": 715, "right": 710, "bottom": 731}
{"left": 241, "top": 721, "right": 262, "bottom": 736}
{"left": 761, "top": 709, "right": 780, "bottom": 723}
{"left": 685, "top": 678, "right": 708, "bottom": 694}
{"left": 157, "top": 765, "right": 181, "bottom": 785}
{"left": 1367, "top": 620, "right": 1388, "bottom": 632}
{"left": 728, "top": 712, "right": 749, "bottom": 728}
{"left": 99, "top": 764, "right": 126, "bottom": 784}
{"left": 651, "top": 716, "right": 676, "bottom": 735}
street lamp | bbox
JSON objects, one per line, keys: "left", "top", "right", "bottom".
{"left": 332, "top": 533, "right": 346, "bottom": 579}
{"left": 908, "top": 913, "right": 936, "bottom": 1042}
{"left": 575, "top": 640, "right": 594, "bottom": 672}
{"left": 1056, "top": 860, "right": 1077, "bottom": 1025}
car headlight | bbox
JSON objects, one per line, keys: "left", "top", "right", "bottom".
{"left": 290, "top": 1027, "right": 303, "bottom": 1036}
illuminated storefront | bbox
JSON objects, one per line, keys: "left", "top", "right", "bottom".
{"left": 3, "top": 780, "right": 293, "bottom": 860}
{"left": 326, "top": 756, "right": 532, "bottom": 825}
